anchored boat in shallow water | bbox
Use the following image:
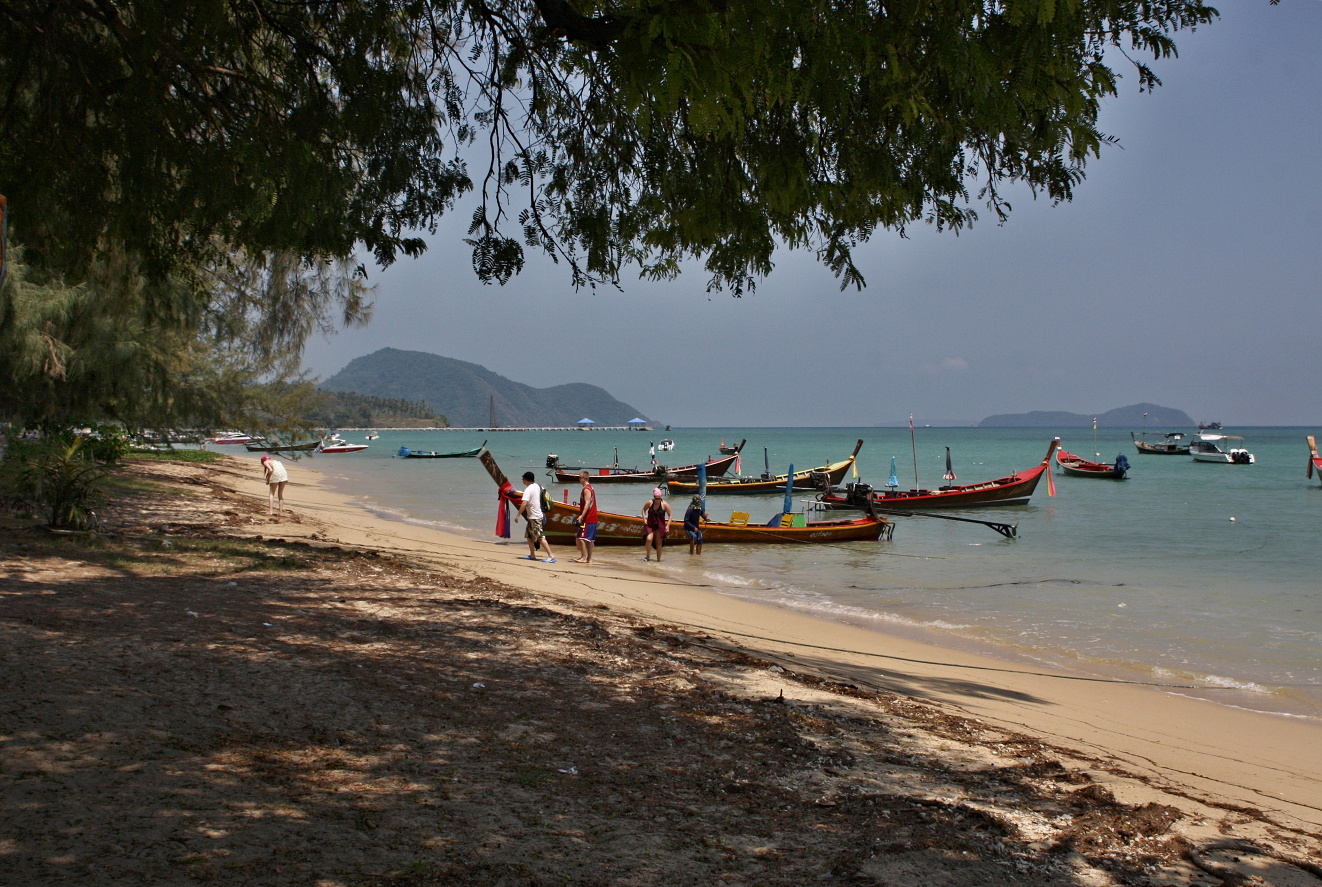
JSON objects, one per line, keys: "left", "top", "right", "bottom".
{"left": 1189, "top": 433, "right": 1254, "bottom": 464}
{"left": 1131, "top": 431, "right": 1190, "bottom": 455}
{"left": 818, "top": 439, "right": 1060, "bottom": 511}
{"left": 482, "top": 451, "right": 893, "bottom": 545}
{"left": 1056, "top": 448, "right": 1130, "bottom": 479}
{"left": 397, "top": 440, "right": 487, "bottom": 459}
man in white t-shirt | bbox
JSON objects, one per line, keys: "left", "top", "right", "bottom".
{"left": 516, "top": 471, "right": 556, "bottom": 563}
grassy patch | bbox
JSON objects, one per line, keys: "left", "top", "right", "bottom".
{"left": 128, "top": 450, "right": 223, "bottom": 464}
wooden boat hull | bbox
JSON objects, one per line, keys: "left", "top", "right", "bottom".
{"left": 1309, "top": 436, "right": 1322, "bottom": 485}
{"left": 539, "top": 500, "right": 891, "bottom": 545}
{"left": 666, "top": 440, "right": 863, "bottom": 496}
{"left": 1131, "top": 432, "right": 1189, "bottom": 455}
{"left": 551, "top": 442, "right": 744, "bottom": 484}
{"left": 480, "top": 450, "right": 891, "bottom": 545}
{"left": 818, "top": 439, "right": 1059, "bottom": 510}
{"left": 397, "top": 440, "right": 486, "bottom": 459}
{"left": 245, "top": 441, "right": 319, "bottom": 453}
{"left": 1056, "top": 449, "right": 1128, "bottom": 479}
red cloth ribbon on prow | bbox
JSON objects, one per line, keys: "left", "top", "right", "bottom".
{"left": 496, "top": 480, "right": 521, "bottom": 538}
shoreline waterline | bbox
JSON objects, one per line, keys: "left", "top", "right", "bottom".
{"left": 278, "top": 436, "right": 1322, "bottom": 724}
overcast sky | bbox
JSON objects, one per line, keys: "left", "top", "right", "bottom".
{"left": 303, "top": 2, "right": 1322, "bottom": 427}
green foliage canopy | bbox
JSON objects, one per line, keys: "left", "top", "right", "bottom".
{"left": 1, "top": 0, "right": 1218, "bottom": 295}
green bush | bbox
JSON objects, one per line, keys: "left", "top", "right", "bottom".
{"left": 0, "top": 435, "right": 109, "bottom": 530}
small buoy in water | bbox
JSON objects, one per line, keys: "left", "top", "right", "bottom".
{"left": 1229, "top": 517, "right": 1236, "bottom": 522}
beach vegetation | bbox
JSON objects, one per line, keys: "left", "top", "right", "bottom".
{"left": 2, "top": 0, "right": 1218, "bottom": 296}
{"left": 0, "top": 435, "right": 110, "bottom": 530}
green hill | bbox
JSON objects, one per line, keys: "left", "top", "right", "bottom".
{"left": 320, "top": 348, "right": 651, "bottom": 428}
{"left": 978, "top": 403, "right": 1193, "bottom": 428}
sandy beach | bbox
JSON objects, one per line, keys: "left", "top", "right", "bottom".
{"left": 2, "top": 453, "right": 1319, "bottom": 886}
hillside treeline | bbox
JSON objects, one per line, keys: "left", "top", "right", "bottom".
{"left": 309, "top": 391, "right": 447, "bottom": 429}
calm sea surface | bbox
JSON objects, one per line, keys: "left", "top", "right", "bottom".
{"left": 247, "top": 426, "right": 1322, "bottom": 721}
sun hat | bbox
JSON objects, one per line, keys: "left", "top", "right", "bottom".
{"left": 652, "top": 487, "right": 663, "bottom": 498}
{"left": 260, "top": 455, "right": 270, "bottom": 463}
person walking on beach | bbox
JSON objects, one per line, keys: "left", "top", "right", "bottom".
{"left": 574, "top": 470, "right": 598, "bottom": 564}
{"left": 683, "top": 495, "right": 710, "bottom": 555}
{"left": 260, "top": 455, "right": 288, "bottom": 517}
{"left": 516, "top": 470, "right": 556, "bottom": 563}
{"left": 641, "top": 487, "right": 672, "bottom": 562}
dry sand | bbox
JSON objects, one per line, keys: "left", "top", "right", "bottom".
{"left": 1, "top": 454, "right": 1319, "bottom": 886}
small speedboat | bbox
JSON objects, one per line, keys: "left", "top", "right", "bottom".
{"left": 657, "top": 439, "right": 675, "bottom": 451}
{"left": 1189, "top": 433, "right": 1254, "bottom": 464}
{"left": 317, "top": 433, "right": 369, "bottom": 454}
{"left": 207, "top": 431, "right": 264, "bottom": 446}
{"left": 365, "top": 432, "right": 379, "bottom": 440}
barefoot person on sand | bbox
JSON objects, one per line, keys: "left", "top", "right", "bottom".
{"left": 573, "top": 471, "right": 598, "bottom": 564}
{"left": 641, "top": 487, "right": 671, "bottom": 562}
{"left": 515, "top": 471, "right": 556, "bottom": 563}
{"left": 260, "top": 455, "right": 288, "bottom": 517}
{"left": 683, "top": 495, "right": 710, "bottom": 555}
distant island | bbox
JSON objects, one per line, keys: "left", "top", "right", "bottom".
{"left": 320, "top": 348, "right": 651, "bottom": 428}
{"left": 977, "top": 403, "right": 1193, "bottom": 428}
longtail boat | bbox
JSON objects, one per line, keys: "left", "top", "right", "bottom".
{"left": 665, "top": 440, "right": 863, "bottom": 496}
{"left": 245, "top": 440, "right": 319, "bottom": 453}
{"left": 547, "top": 440, "right": 744, "bottom": 484}
{"left": 817, "top": 439, "right": 1060, "bottom": 510}
{"left": 397, "top": 440, "right": 486, "bottom": 459}
{"left": 718, "top": 437, "right": 741, "bottom": 455}
{"left": 1131, "top": 431, "right": 1190, "bottom": 455}
{"left": 1056, "top": 448, "right": 1129, "bottom": 479}
{"left": 482, "top": 451, "right": 892, "bottom": 545}
{"left": 1309, "top": 436, "right": 1322, "bottom": 485}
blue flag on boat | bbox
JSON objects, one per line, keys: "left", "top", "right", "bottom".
{"left": 698, "top": 460, "right": 707, "bottom": 513}
{"left": 887, "top": 456, "right": 899, "bottom": 489}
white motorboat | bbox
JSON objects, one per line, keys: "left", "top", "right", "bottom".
{"left": 317, "top": 433, "right": 369, "bottom": 454}
{"left": 1189, "top": 433, "right": 1254, "bottom": 464}
{"left": 657, "top": 439, "right": 675, "bottom": 451}
{"left": 206, "top": 431, "right": 264, "bottom": 446}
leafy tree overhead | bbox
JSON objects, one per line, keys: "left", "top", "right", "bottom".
{"left": 1, "top": 0, "right": 1218, "bottom": 294}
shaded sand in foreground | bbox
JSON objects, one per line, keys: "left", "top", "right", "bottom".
{"left": 1, "top": 454, "right": 1318, "bottom": 886}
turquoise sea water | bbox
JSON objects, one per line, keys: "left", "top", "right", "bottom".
{"left": 247, "top": 426, "right": 1322, "bottom": 721}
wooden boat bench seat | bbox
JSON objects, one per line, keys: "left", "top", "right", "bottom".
{"left": 728, "top": 511, "right": 750, "bottom": 527}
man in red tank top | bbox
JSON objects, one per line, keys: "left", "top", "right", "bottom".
{"left": 574, "top": 471, "right": 598, "bottom": 564}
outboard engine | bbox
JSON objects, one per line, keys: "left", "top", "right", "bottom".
{"left": 809, "top": 471, "right": 831, "bottom": 491}
{"left": 1232, "top": 450, "right": 1251, "bottom": 464}
{"left": 1115, "top": 454, "right": 1130, "bottom": 472}
{"left": 397, "top": 446, "right": 411, "bottom": 458}
{"left": 546, "top": 454, "right": 560, "bottom": 469}
{"left": 845, "top": 482, "right": 873, "bottom": 506}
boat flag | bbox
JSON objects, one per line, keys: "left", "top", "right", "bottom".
{"left": 1093, "top": 417, "right": 1098, "bottom": 431}
{"left": 698, "top": 460, "right": 708, "bottom": 512}
{"left": 943, "top": 447, "right": 956, "bottom": 482}
{"left": 1045, "top": 462, "right": 1057, "bottom": 498}
{"left": 649, "top": 442, "right": 656, "bottom": 466}
{"left": 783, "top": 463, "right": 795, "bottom": 516}
{"left": 734, "top": 452, "right": 741, "bottom": 475}
{"left": 887, "top": 456, "right": 899, "bottom": 489}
